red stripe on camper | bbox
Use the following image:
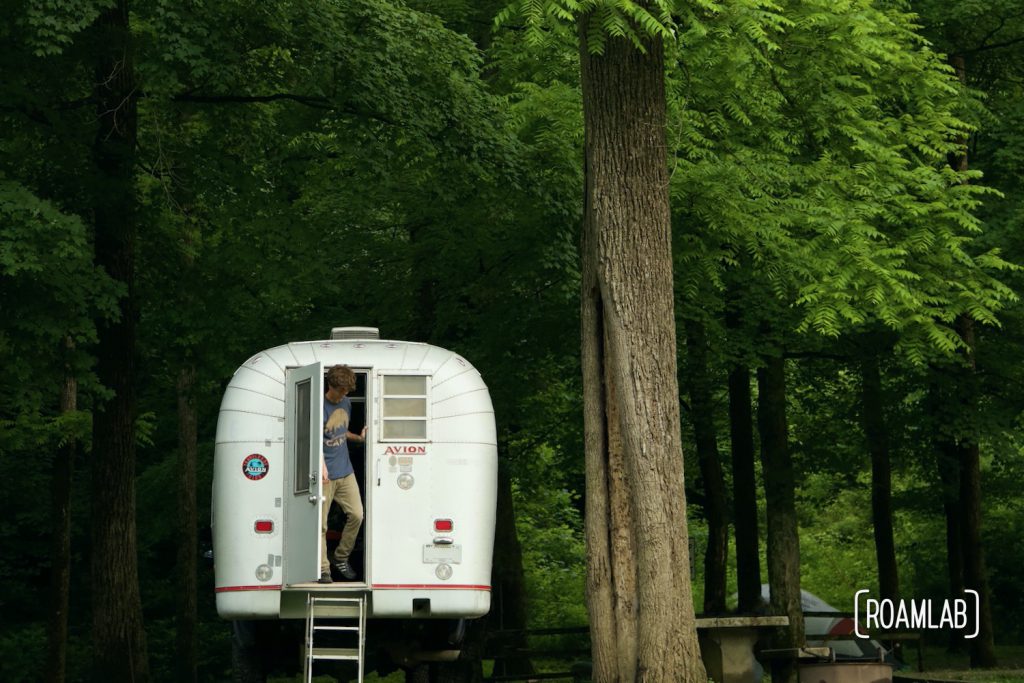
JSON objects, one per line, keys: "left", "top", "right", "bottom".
{"left": 215, "top": 584, "right": 283, "bottom": 593}
{"left": 371, "top": 584, "right": 490, "bottom": 591}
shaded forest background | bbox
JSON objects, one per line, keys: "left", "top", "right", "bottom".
{"left": 3, "top": 0, "right": 1024, "bottom": 680}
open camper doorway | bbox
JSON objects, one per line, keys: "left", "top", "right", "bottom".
{"left": 322, "top": 368, "right": 369, "bottom": 584}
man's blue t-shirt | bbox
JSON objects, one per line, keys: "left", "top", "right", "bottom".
{"left": 323, "top": 395, "right": 354, "bottom": 480}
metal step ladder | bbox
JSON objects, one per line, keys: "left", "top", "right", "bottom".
{"left": 304, "top": 593, "right": 367, "bottom": 682}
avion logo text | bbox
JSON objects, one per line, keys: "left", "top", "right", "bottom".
{"left": 385, "top": 445, "right": 427, "bottom": 455}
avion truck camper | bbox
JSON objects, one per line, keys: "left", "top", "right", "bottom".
{"left": 212, "top": 327, "right": 497, "bottom": 678}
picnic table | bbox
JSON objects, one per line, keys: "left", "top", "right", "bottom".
{"left": 696, "top": 615, "right": 790, "bottom": 683}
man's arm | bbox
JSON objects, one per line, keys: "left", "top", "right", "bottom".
{"left": 346, "top": 426, "right": 368, "bottom": 443}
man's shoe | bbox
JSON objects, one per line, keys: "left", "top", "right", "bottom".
{"left": 336, "top": 560, "right": 357, "bottom": 580}
{"left": 318, "top": 571, "right": 333, "bottom": 584}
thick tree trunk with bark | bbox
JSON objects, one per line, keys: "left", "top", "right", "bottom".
{"left": 579, "top": 16, "right": 704, "bottom": 682}
{"left": 176, "top": 364, "right": 199, "bottom": 683}
{"left": 90, "top": 2, "right": 149, "bottom": 680}
{"left": 860, "top": 356, "right": 898, "bottom": 603}
{"left": 46, "top": 338, "right": 77, "bottom": 683}
{"left": 684, "top": 318, "right": 728, "bottom": 614}
{"left": 757, "top": 357, "right": 803, "bottom": 683}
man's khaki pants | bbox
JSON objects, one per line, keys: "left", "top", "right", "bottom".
{"left": 321, "top": 473, "right": 363, "bottom": 573}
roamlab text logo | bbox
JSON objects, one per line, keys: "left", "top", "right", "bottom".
{"left": 854, "top": 589, "right": 980, "bottom": 639}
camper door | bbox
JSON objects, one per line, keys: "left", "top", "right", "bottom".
{"left": 283, "top": 362, "right": 323, "bottom": 585}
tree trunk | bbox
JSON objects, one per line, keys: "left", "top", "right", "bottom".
{"left": 90, "top": 2, "right": 149, "bottom": 679}
{"left": 683, "top": 318, "right": 728, "bottom": 614}
{"left": 491, "top": 456, "right": 533, "bottom": 676}
{"left": 757, "top": 357, "right": 803, "bottom": 683}
{"left": 46, "top": 338, "right": 77, "bottom": 683}
{"left": 176, "top": 364, "right": 199, "bottom": 683}
{"left": 936, "top": 414, "right": 964, "bottom": 652}
{"left": 579, "top": 16, "right": 704, "bottom": 682}
{"left": 953, "top": 315, "right": 997, "bottom": 668}
{"left": 728, "top": 364, "right": 762, "bottom": 613}
{"left": 946, "top": 54, "right": 997, "bottom": 668}
{"left": 860, "top": 356, "right": 898, "bottom": 603}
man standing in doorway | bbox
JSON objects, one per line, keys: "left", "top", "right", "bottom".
{"left": 319, "top": 365, "right": 366, "bottom": 583}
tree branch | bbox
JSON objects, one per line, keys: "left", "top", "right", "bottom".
{"left": 173, "top": 92, "right": 332, "bottom": 109}
{"left": 171, "top": 92, "right": 400, "bottom": 127}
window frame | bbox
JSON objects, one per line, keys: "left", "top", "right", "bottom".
{"left": 293, "top": 378, "right": 312, "bottom": 495}
{"left": 377, "top": 372, "right": 430, "bottom": 442}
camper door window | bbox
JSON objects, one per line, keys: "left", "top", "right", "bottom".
{"left": 294, "top": 378, "right": 312, "bottom": 494}
{"left": 381, "top": 375, "right": 428, "bottom": 440}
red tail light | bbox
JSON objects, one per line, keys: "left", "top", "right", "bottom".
{"left": 434, "top": 519, "right": 453, "bottom": 533}
{"left": 254, "top": 520, "right": 274, "bottom": 533}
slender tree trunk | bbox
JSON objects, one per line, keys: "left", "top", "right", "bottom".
{"left": 176, "top": 365, "right": 199, "bottom": 682}
{"left": 860, "top": 356, "right": 898, "bottom": 603}
{"left": 953, "top": 315, "right": 997, "bottom": 667}
{"left": 90, "top": 2, "right": 149, "bottom": 679}
{"left": 684, "top": 318, "right": 728, "bottom": 614}
{"left": 757, "top": 357, "right": 803, "bottom": 683}
{"left": 937, "top": 430, "right": 965, "bottom": 652}
{"left": 945, "top": 54, "right": 996, "bottom": 668}
{"left": 729, "top": 368, "right": 761, "bottom": 614}
{"left": 490, "top": 457, "right": 533, "bottom": 676}
{"left": 46, "top": 338, "right": 77, "bottom": 683}
{"left": 728, "top": 365, "right": 762, "bottom": 613}
{"left": 725, "top": 295, "right": 761, "bottom": 612}
{"left": 726, "top": 292, "right": 761, "bottom": 613}
{"left": 579, "top": 16, "right": 704, "bottom": 682}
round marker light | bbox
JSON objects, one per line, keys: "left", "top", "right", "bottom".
{"left": 436, "top": 563, "right": 453, "bottom": 581}
{"left": 397, "top": 473, "right": 414, "bottom": 490}
{"left": 255, "top": 563, "right": 273, "bottom": 582}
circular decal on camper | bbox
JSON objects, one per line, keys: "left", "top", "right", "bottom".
{"left": 242, "top": 454, "right": 269, "bottom": 481}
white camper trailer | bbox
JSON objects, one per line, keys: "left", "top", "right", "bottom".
{"left": 211, "top": 327, "right": 497, "bottom": 641}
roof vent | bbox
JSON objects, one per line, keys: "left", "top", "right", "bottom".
{"left": 331, "top": 326, "right": 380, "bottom": 341}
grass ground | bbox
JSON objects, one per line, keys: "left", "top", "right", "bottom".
{"left": 272, "top": 645, "right": 1024, "bottom": 682}
{"left": 892, "top": 645, "right": 1024, "bottom": 683}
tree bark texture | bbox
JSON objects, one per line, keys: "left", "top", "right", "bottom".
{"left": 46, "top": 338, "right": 77, "bottom": 683}
{"left": 860, "top": 357, "right": 899, "bottom": 603}
{"left": 90, "top": 2, "right": 149, "bottom": 680}
{"left": 757, "top": 357, "right": 803, "bottom": 683}
{"left": 953, "top": 315, "right": 997, "bottom": 668}
{"left": 579, "top": 17, "right": 704, "bottom": 682}
{"left": 176, "top": 365, "right": 199, "bottom": 683}
{"left": 728, "top": 365, "right": 762, "bottom": 613}
{"left": 683, "top": 318, "right": 729, "bottom": 614}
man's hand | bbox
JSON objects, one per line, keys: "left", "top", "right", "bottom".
{"left": 321, "top": 460, "right": 328, "bottom": 481}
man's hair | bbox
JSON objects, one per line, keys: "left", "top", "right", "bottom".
{"left": 326, "top": 365, "right": 357, "bottom": 393}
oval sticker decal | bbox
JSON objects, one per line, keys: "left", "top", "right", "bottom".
{"left": 242, "top": 454, "right": 269, "bottom": 480}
